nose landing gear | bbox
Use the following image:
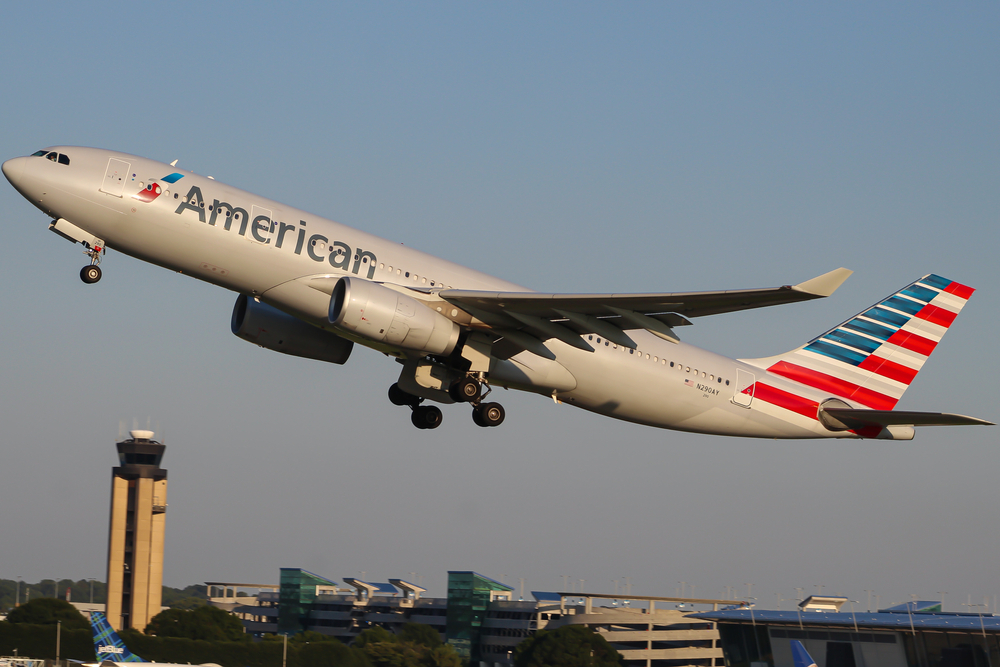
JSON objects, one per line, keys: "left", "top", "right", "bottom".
{"left": 80, "top": 242, "right": 105, "bottom": 284}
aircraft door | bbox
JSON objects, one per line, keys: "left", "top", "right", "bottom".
{"left": 732, "top": 369, "right": 755, "bottom": 407}
{"left": 248, "top": 205, "right": 274, "bottom": 245}
{"left": 100, "top": 158, "right": 130, "bottom": 197}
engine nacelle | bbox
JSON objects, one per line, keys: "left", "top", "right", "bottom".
{"left": 231, "top": 294, "right": 353, "bottom": 365}
{"left": 329, "top": 277, "right": 460, "bottom": 356}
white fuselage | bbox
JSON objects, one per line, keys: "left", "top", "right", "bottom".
{"left": 3, "top": 147, "right": 871, "bottom": 438}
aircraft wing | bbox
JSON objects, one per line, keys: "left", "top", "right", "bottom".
{"left": 439, "top": 268, "right": 852, "bottom": 350}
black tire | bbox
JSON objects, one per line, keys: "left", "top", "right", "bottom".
{"left": 449, "top": 376, "right": 481, "bottom": 403}
{"left": 472, "top": 406, "right": 487, "bottom": 427}
{"left": 477, "top": 402, "right": 505, "bottom": 427}
{"left": 411, "top": 406, "right": 443, "bottom": 430}
{"left": 388, "top": 383, "right": 418, "bottom": 407}
{"left": 80, "top": 265, "right": 102, "bottom": 284}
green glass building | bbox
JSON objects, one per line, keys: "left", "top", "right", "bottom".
{"left": 277, "top": 568, "right": 338, "bottom": 634}
{"left": 446, "top": 571, "right": 514, "bottom": 664}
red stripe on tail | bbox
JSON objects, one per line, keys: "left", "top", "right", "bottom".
{"left": 916, "top": 304, "right": 958, "bottom": 328}
{"left": 751, "top": 383, "right": 819, "bottom": 420}
{"left": 858, "top": 355, "right": 918, "bottom": 385}
{"left": 945, "top": 282, "right": 975, "bottom": 300}
{"left": 887, "top": 329, "right": 937, "bottom": 357}
{"left": 767, "top": 361, "right": 899, "bottom": 410}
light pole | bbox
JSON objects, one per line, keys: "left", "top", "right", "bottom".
{"left": 89, "top": 578, "right": 96, "bottom": 604}
{"left": 16, "top": 576, "right": 21, "bottom": 607}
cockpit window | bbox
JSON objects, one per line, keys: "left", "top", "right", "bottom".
{"left": 31, "top": 150, "right": 70, "bottom": 165}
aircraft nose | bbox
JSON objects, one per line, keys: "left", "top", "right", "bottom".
{"left": 2, "top": 156, "right": 28, "bottom": 186}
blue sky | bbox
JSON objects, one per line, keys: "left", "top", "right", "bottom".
{"left": 0, "top": 3, "right": 997, "bottom": 610}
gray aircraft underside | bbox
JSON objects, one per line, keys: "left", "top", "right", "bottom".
{"left": 2, "top": 147, "right": 991, "bottom": 438}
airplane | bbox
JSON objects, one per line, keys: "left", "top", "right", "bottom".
{"left": 3, "top": 147, "right": 992, "bottom": 436}
{"left": 790, "top": 640, "right": 818, "bottom": 667}
{"left": 87, "top": 611, "right": 219, "bottom": 667}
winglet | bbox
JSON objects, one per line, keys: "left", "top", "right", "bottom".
{"left": 792, "top": 267, "right": 853, "bottom": 297}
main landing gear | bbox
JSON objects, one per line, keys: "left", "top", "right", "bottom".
{"left": 80, "top": 242, "right": 105, "bottom": 284}
{"left": 452, "top": 375, "right": 504, "bottom": 427}
{"left": 388, "top": 383, "right": 443, "bottom": 430}
{"left": 388, "top": 375, "right": 506, "bottom": 430}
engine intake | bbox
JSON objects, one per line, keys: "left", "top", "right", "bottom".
{"left": 232, "top": 294, "right": 353, "bottom": 365}
{"left": 329, "top": 277, "right": 460, "bottom": 356}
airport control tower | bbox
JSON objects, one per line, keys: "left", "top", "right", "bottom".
{"left": 105, "top": 430, "right": 167, "bottom": 631}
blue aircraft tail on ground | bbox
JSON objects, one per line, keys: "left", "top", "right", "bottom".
{"left": 90, "top": 612, "right": 146, "bottom": 662}
{"left": 790, "top": 640, "right": 818, "bottom": 667}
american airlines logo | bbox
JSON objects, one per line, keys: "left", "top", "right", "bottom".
{"left": 173, "top": 185, "right": 378, "bottom": 280}
{"left": 98, "top": 645, "right": 124, "bottom": 654}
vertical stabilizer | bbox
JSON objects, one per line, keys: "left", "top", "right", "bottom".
{"left": 91, "top": 611, "right": 146, "bottom": 662}
{"left": 750, "top": 274, "right": 975, "bottom": 409}
{"left": 790, "top": 640, "right": 818, "bottom": 667}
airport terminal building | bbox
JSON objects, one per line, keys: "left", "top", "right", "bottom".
{"left": 211, "top": 568, "right": 731, "bottom": 666}
{"left": 692, "top": 596, "right": 1000, "bottom": 667}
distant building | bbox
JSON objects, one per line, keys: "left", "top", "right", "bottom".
{"left": 214, "top": 568, "right": 734, "bottom": 666}
{"left": 693, "top": 596, "right": 1000, "bottom": 667}
{"left": 105, "top": 430, "right": 167, "bottom": 631}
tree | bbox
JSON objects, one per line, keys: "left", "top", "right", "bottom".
{"left": 397, "top": 623, "right": 442, "bottom": 648}
{"left": 353, "top": 625, "right": 460, "bottom": 667}
{"left": 514, "top": 624, "right": 623, "bottom": 667}
{"left": 144, "top": 605, "right": 245, "bottom": 641}
{"left": 6, "top": 598, "right": 89, "bottom": 630}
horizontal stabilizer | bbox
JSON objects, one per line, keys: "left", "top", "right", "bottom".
{"left": 821, "top": 407, "right": 994, "bottom": 428}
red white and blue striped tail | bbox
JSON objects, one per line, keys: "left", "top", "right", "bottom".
{"left": 763, "top": 274, "right": 974, "bottom": 410}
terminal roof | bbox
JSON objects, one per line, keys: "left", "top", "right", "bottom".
{"left": 691, "top": 608, "right": 1000, "bottom": 633}
{"left": 389, "top": 579, "right": 426, "bottom": 595}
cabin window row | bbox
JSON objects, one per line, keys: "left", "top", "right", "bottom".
{"left": 587, "top": 335, "right": 731, "bottom": 385}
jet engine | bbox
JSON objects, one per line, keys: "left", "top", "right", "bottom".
{"left": 329, "top": 277, "right": 460, "bottom": 356}
{"left": 231, "top": 294, "right": 353, "bottom": 364}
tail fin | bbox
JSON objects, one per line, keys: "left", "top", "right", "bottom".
{"left": 753, "top": 274, "right": 975, "bottom": 409}
{"left": 90, "top": 612, "right": 146, "bottom": 663}
{"left": 790, "top": 640, "right": 818, "bottom": 667}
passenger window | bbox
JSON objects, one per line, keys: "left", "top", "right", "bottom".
{"left": 58, "top": 154, "right": 70, "bottom": 165}
{"left": 725, "top": 380, "right": 730, "bottom": 386}
{"left": 405, "top": 272, "right": 409, "bottom": 277}
{"left": 670, "top": 362, "right": 674, "bottom": 367}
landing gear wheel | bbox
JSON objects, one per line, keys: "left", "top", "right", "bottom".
{"left": 388, "top": 383, "right": 420, "bottom": 407}
{"left": 449, "top": 376, "right": 482, "bottom": 403}
{"left": 80, "top": 265, "right": 102, "bottom": 284}
{"left": 474, "top": 402, "right": 505, "bottom": 427}
{"left": 411, "top": 405, "right": 443, "bottom": 430}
